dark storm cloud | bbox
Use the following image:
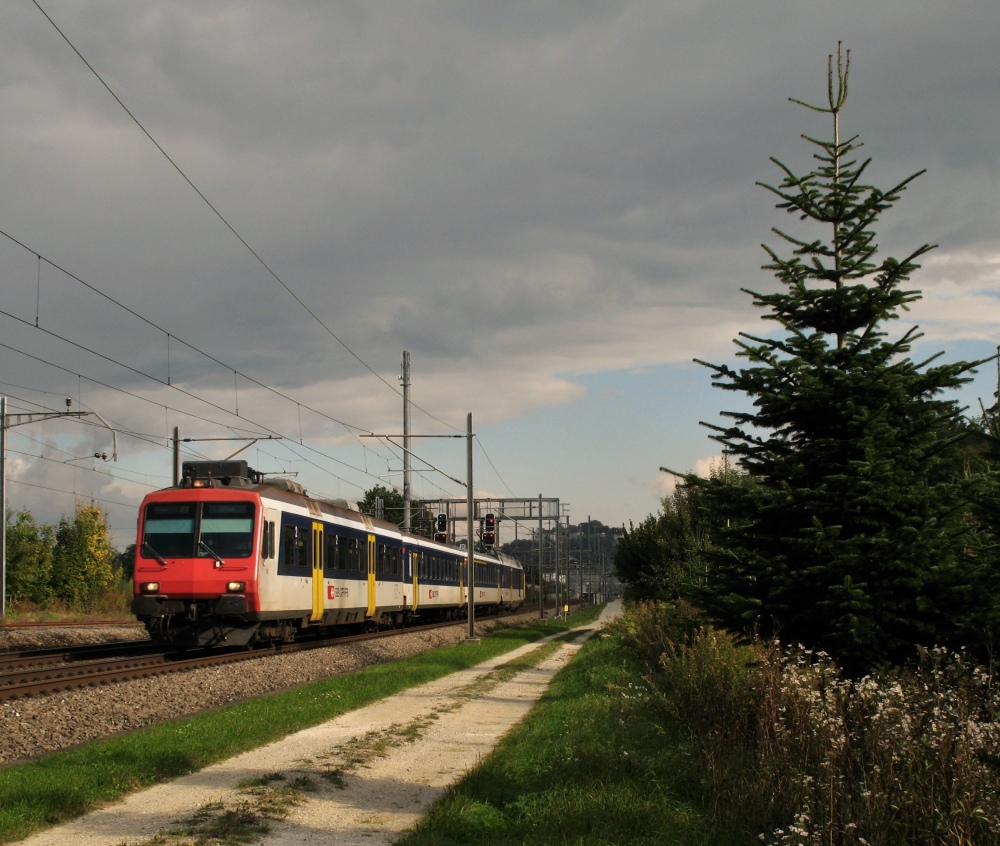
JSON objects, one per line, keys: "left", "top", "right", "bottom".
{"left": 1, "top": 1, "right": 999, "bottom": 529}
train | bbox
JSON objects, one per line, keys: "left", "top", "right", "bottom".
{"left": 132, "top": 460, "right": 525, "bottom": 648}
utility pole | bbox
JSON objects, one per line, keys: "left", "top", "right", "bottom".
{"left": 173, "top": 426, "right": 180, "bottom": 485}
{"left": 1, "top": 396, "right": 89, "bottom": 619}
{"left": 401, "top": 351, "right": 411, "bottom": 531}
{"left": 554, "top": 515, "right": 560, "bottom": 616}
{"left": 538, "top": 493, "right": 544, "bottom": 618}
{"left": 466, "top": 413, "right": 476, "bottom": 639}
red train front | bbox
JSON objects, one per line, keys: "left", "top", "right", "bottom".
{"left": 132, "top": 461, "right": 262, "bottom": 647}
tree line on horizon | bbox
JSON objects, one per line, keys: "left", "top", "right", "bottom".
{"left": 4, "top": 502, "right": 128, "bottom": 613}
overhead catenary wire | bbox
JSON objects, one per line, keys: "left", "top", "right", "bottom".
{"left": 2, "top": 217, "right": 465, "bottom": 494}
{"left": 1, "top": 204, "right": 484, "bottom": 502}
{"left": 30, "top": 0, "right": 460, "bottom": 436}
{"left": 10, "top": 3, "right": 514, "bottom": 511}
{"left": 0, "top": 232, "right": 377, "bottom": 443}
{"left": 0, "top": 331, "right": 460, "bottom": 502}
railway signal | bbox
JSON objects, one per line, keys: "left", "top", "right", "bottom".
{"left": 482, "top": 512, "right": 496, "bottom": 548}
{"left": 434, "top": 512, "right": 448, "bottom": 543}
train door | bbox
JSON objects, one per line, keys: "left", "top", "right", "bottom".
{"left": 311, "top": 522, "right": 324, "bottom": 622}
{"left": 411, "top": 550, "right": 420, "bottom": 611}
{"left": 366, "top": 533, "right": 377, "bottom": 617}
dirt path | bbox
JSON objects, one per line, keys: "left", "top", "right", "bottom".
{"left": 17, "top": 602, "right": 621, "bottom": 846}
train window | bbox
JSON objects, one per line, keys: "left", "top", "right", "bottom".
{"left": 262, "top": 521, "right": 275, "bottom": 560}
{"left": 345, "top": 537, "right": 358, "bottom": 572}
{"left": 297, "top": 531, "right": 308, "bottom": 568}
{"left": 199, "top": 502, "right": 255, "bottom": 559}
{"left": 142, "top": 501, "right": 257, "bottom": 560}
{"left": 142, "top": 502, "right": 196, "bottom": 558}
{"left": 282, "top": 525, "right": 297, "bottom": 567}
{"left": 325, "top": 534, "right": 337, "bottom": 574}
{"left": 281, "top": 525, "right": 309, "bottom": 569}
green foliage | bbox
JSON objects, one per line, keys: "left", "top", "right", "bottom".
{"left": 50, "top": 503, "right": 117, "bottom": 611}
{"left": 615, "top": 462, "right": 747, "bottom": 603}
{"left": 357, "top": 484, "right": 435, "bottom": 536}
{"left": 400, "top": 626, "right": 709, "bottom": 846}
{"left": 114, "top": 543, "right": 136, "bottom": 579}
{"left": 692, "top": 46, "right": 998, "bottom": 673}
{"left": 4, "top": 509, "right": 55, "bottom": 606}
{"left": 612, "top": 601, "right": 1000, "bottom": 844}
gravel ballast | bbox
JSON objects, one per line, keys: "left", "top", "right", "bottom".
{"left": 0, "top": 612, "right": 540, "bottom": 767}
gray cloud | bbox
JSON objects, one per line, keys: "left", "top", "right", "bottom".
{"left": 2, "top": 1, "right": 999, "bottom": 535}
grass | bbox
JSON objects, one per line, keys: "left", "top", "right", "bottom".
{"left": 0, "top": 608, "right": 600, "bottom": 845}
{"left": 395, "top": 600, "right": 1000, "bottom": 846}
{"left": 395, "top": 625, "right": 713, "bottom": 846}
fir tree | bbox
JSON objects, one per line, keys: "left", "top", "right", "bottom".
{"left": 693, "top": 45, "right": 995, "bottom": 672}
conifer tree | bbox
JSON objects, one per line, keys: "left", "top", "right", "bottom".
{"left": 693, "top": 45, "right": 995, "bottom": 672}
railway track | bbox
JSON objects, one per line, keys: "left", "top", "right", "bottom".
{"left": 0, "top": 620, "right": 468, "bottom": 703}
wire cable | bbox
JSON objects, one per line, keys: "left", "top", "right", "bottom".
{"left": 31, "top": 0, "right": 460, "bottom": 434}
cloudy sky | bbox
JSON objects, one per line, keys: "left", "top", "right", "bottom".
{"left": 1, "top": 1, "right": 999, "bottom": 546}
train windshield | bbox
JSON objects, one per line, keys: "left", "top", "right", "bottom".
{"left": 142, "top": 501, "right": 255, "bottom": 560}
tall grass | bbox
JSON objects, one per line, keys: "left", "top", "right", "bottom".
{"left": 2, "top": 575, "right": 133, "bottom": 623}
{"left": 611, "top": 602, "right": 1000, "bottom": 845}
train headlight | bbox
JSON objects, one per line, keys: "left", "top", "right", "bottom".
{"left": 226, "top": 582, "right": 246, "bottom": 593}
{"left": 141, "top": 582, "right": 160, "bottom": 593}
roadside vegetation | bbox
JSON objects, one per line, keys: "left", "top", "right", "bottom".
{"left": 607, "top": 46, "right": 1000, "bottom": 842}
{"left": 399, "top": 601, "right": 1000, "bottom": 846}
{"left": 2, "top": 502, "right": 133, "bottom": 622}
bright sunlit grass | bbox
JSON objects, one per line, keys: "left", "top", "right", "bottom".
{"left": 396, "top": 629, "right": 711, "bottom": 846}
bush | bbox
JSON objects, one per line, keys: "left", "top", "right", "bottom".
{"left": 613, "top": 601, "right": 1000, "bottom": 844}
{"left": 51, "top": 504, "right": 118, "bottom": 611}
{"left": 4, "top": 509, "right": 56, "bottom": 607}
